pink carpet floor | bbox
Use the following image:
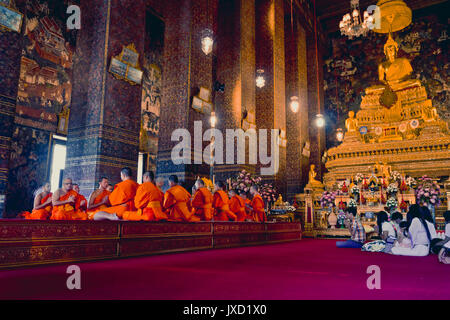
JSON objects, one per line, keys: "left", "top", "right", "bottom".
{"left": 0, "top": 239, "right": 448, "bottom": 300}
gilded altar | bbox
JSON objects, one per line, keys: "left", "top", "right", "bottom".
{"left": 324, "top": 35, "right": 450, "bottom": 188}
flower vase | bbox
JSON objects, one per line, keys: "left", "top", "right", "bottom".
{"left": 327, "top": 207, "right": 337, "bottom": 229}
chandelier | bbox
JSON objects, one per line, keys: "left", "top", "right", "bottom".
{"left": 339, "top": 0, "right": 373, "bottom": 39}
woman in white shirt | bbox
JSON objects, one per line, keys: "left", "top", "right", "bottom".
{"left": 392, "top": 205, "right": 432, "bottom": 256}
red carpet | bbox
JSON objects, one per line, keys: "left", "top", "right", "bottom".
{"left": 0, "top": 239, "right": 448, "bottom": 300}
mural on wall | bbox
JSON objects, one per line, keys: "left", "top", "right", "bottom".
{"left": 323, "top": 9, "right": 449, "bottom": 148}
{"left": 7, "top": 0, "right": 78, "bottom": 216}
{"left": 139, "top": 11, "right": 164, "bottom": 173}
{"left": 7, "top": 127, "right": 50, "bottom": 215}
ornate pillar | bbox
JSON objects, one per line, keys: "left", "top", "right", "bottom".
{"left": 65, "top": 0, "right": 146, "bottom": 195}
{"left": 0, "top": 1, "right": 26, "bottom": 217}
{"left": 156, "top": 0, "right": 215, "bottom": 188}
{"left": 255, "top": 0, "right": 287, "bottom": 196}
{"left": 285, "top": 13, "right": 309, "bottom": 200}
{"left": 214, "top": 0, "right": 256, "bottom": 181}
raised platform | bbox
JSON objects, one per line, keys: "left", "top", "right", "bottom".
{"left": 0, "top": 220, "right": 301, "bottom": 269}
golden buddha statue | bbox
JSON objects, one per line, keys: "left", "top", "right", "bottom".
{"left": 378, "top": 34, "right": 413, "bottom": 88}
{"left": 345, "top": 111, "right": 358, "bottom": 134}
{"left": 306, "top": 164, "right": 324, "bottom": 192}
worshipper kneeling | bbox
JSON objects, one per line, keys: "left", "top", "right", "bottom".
{"left": 23, "top": 182, "right": 53, "bottom": 220}
{"left": 249, "top": 185, "right": 265, "bottom": 222}
{"left": 86, "top": 177, "right": 111, "bottom": 220}
{"left": 163, "top": 175, "right": 200, "bottom": 222}
{"left": 336, "top": 207, "right": 366, "bottom": 248}
{"left": 213, "top": 181, "right": 236, "bottom": 221}
{"left": 51, "top": 178, "right": 88, "bottom": 220}
{"left": 122, "top": 171, "right": 168, "bottom": 221}
{"left": 191, "top": 179, "right": 213, "bottom": 221}
{"left": 93, "top": 167, "right": 139, "bottom": 220}
{"left": 362, "top": 211, "right": 402, "bottom": 253}
{"left": 228, "top": 189, "right": 247, "bottom": 222}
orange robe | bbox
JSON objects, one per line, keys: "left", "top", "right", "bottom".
{"left": 51, "top": 190, "right": 88, "bottom": 220}
{"left": 24, "top": 193, "right": 53, "bottom": 220}
{"left": 244, "top": 198, "right": 253, "bottom": 221}
{"left": 213, "top": 190, "right": 237, "bottom": 221}
{"left": 229, "top": 195, "right": 247, "bottom": 222}
{"left": 100, "top": 179, "right": 139, "bottom": 218}
{"left": 251, "top": 194, "right": 266, "bottom": 222}
{"left": 163, "top": 185, "right": 200, "bottom": 222}
{"left": 75, "top": 194, "right": 87, "bottom": 211}
{"left": 87, "top": 189, "right": 111, "bottom": 220}
{"left": 191, "top": 187, "right": 213, "bottom": 221}
{"left": 123, "top": 182, "right": 168, "bottom": 221}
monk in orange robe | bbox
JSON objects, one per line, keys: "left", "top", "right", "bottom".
{"left": 191, "top": 179, "right": 213, "bottom": 221}
{"left": 93, "top": 167, "right": 139, "bottom": 220}
{"left": 228, "top": 189, "right": 247, "bottom": 222}
{"left": 163, "top": 175, "right": 200, "bottom": 222}
{"left": 123, "top": 171, "right": 168, "bottom": 221}
{"left": 86, "top": 177, "right": 111, "bottom": 220}
{"left": 24, "top": 182, "right": 53, "bottom": 220}
{"left": 239, "top": 191, "right": 253, "bottom": 221}
{"left": 213, "top": 181, "right": 236, "bottom": 221}
{"left": 249, "top": 185, "right": 266, "bottom": 222}
{"left": 50, "top": 178, "right": 88, "bottom": 220}
{"left": 73, "top": 184, "right": 88, "bottom": 211}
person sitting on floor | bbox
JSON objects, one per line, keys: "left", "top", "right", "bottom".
{"left": 23, "top": 182, "right": 53, "bottom": 220}
{"left": 228, "top": 189, "right": 247, "bottom": 222}
{"left": 93, "top": 167, "right": 139, "bottom": 221}
{"left": 213, "top": 181, "right": 236, "bottom": 221}
{"left": 239, "top": 190, "right": 253, "bottom": 221}
{"left": 87, "top": 177, "right": 111, "bottom": 220}
{"left": 51, "top": 178, "right": 88, "bottom": 220}
{"left": 336, "top": 207, "right": 366, "bottom": 248}
{"left": 72, "top": 183, "right": 87, "bottom": 212}
{"left": 107, "top": 184, "right": 114, "bottom": 192}
{"left": 433, "top": 210, "right": 450, "bottom": 255}
{"left": 163, "top": 175, "right": 200, "bottom": 222}
{"left": 391, "top": 204, "right": 432, "bottom": 256}
{"left": 249, "top": 185, "right": 266, "bottom": 222}
{"left": 191, "top": 179, "right": 213, "bottom": 221}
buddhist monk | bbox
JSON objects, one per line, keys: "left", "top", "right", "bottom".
{"left": 86, "top": 177, "right": 111, "bottom": 220}
{"left": 93, "top": 167, "right": 139, "bottom": 220}
{"left": 240, "top": 190, "right": 253, "bottom": 221}
{"left": 213, "top": 181, "right": 236, "bottom": 221}
{"left": 107, "top": 184, "right": 114, "bottom": 192}
{"left": 123, "top": 171, "right": 168, "bottom": 221}
{"left": 228, "top": 189, "right": 246, "bottom": 222}
{"left": 24, "top": 182, "right": 52, "bottom": 220}
{"left": 73, "top": 183, "right": 87, "bottom": 211}
{"left": 163, "top": 175, "right": 200, "bottom": 222}
{"left": 51, "top": 178, "right": 88, "bottom": 220}
{"left": 249, "top": 185, "right": 266, "bottom": 222}
{"left": 191, "top": 179, "right": 213, "bottom": 221}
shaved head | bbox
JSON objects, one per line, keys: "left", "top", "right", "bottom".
{"left": 62, "top": 178, "right": 73, "bottom": 191}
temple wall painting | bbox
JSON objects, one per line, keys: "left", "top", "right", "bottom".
{"left": 6, "top": 0, "right": 78, "bottom": 216}
{"left": 139, "top": 10, "right": 164, "bottom": 173}
{"left": 323, "top": 7, "right": 449, "bottom": 148}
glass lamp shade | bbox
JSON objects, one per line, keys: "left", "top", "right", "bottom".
{"left": 290, "top": 96, "right": 299, "bottom": 113}
{"left": 336, "top": 128, "right": 344, "bottom": 142}
{"left": 210, "top": 111, "right": 217, "bottom": 128}
{"left": 201, "top": 29, "right": 214, "bottom": 55}
{"left": 256, "top": 69, "right": 265, "bottom": 88}
{"left": 315, "top": 113, "right": 325, "bottom": 128}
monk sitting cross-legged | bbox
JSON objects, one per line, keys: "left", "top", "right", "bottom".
{"left": 249, "top": 185, "right": 266, "bottom": 222}
{"left": 239, "top": 191, "right": 253, "bottom": 221}
{"left": 93, "top": 167, "right": 139, "bottom": 221}
{"left": 50, "top": 178, "right": 88, "bottom": 220}
{"left": 163, "top": 175, "right": 200, "bottom": 222}
{"left": 123, "top": 171, "right": 168, "bottom": 221}
{"left": 191, "top": 179, "right": 213, "bottom": 221}
{"left": 86, "top": 177, "right": 111, "bottom": 220}
{"left": 213, "top": 181, "right": 236, "bottom": 222}
{"left": 228, "top": 189, "right": 247, "bottom": 222}
{"left": 24, "top": 182, "right": 53, "bottom": 220}
{"left": 73, "top": 183, "right": 88, "bottom": 212}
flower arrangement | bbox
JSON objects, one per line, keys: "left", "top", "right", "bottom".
{"left": 337, "top": 210, "right": 346, "bottom": 227}
{"left": 230, "top": 170, "right": 276, "bottom": 204}
{"left": 391, "top": 171, "right": 402, "bottom": 182}
{"left": 415, "top": 176, "right": 441, "bottom": 206}
{"left": 350, "top": 185, "right": 360, "bottom": 196}
{"left": 355, "top": 173, "right": 364, "bottom": 184}
{"left": 260, "top": 183, "right": 277, "bottom": 204}
{"left": 286, "top": 205, "right": 296, "bottom": 212}
{"left": 347, "top": 199, "right": 357, "bottom": 208}
{"left": 320, "top": 191, "right": 336, "bottom": 208}
{"left": 386, "top": 183, "right": 398, "bottom": 195}
{"left": 386, "top": 197, "right": 398, "bottom": 210}
{"left": 405, "top": 176, "right": 416, "bottom": 187}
